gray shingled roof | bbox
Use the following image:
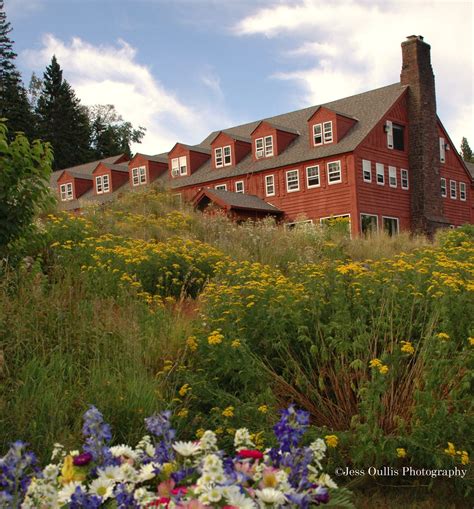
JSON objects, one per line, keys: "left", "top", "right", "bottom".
{"left": 252, "top": 121, "right": 300, "bottom": 135}
{"left": 50, "top": 154, "right": 126, "bottom": 187}
{"left": 200, "top": 188, "right": 282, "bottom": 213}
{"left": 465, "top": 161, "right": 474, "bottom": 179}
{"left": 135, "top": 153, "right": 168, "bottom": 164}
{"left": 101, "top": 163, "right": 129, "bottom": 172}
{"left": 66, "top": 171, "right": 94, "bottom": 180}
{"left": 171, "top": 83, "right": 406, "bottom": 189}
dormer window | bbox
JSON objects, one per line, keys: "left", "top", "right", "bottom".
{"left": 132, "top": 166, "right": 147, "bottom": 186}
{"left": 96, "top": 175, "right": 110, "bottom": 194}
{"left": 323, "top": 121, "right": 333, "bottom": 143}
{"left": 215, "top": 146, "right": 232, "bottom": 167}
{"left": 60, "top": 183, "right": 73, "bottom": 201}
{"left": 255, "top": 136, "right": 273, "bottom": 159}
{"left": 172, "top": 156, "right": 187, "bottom": 177}
{"left": 313, "top": 122, "right": 333, "bottom": 146}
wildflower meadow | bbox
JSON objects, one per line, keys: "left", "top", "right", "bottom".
{"left": 1, "top": 189, "right": 473, "bottom": 508}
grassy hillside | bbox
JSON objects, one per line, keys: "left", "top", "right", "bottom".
{"left": 1, "top": 188, "right": 473, "bottom": 507}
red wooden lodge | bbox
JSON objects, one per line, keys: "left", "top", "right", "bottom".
{"left": 50, "top": 36, "right": 474, "bottom": 236}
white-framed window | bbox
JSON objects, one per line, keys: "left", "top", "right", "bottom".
{"left": 313, "top": 124, "right": 323, "bottom": 146}
{"left": 401, "top": 169, "right": 409, "bottom": 189}
{"left": 376, "top": 163, "right": 384, "bottom": 185}
{"left": 323, "top": 121, "right": 333, "bottom": 143}
{"left": 319, "top": 214, "right": 352, "bottom": 235}
{"left": 459, "top": 182, "right": 467, "bottom": 201}
{"left": 215, "top": 184, "right": 227, "bottom": 191}
{"left": 60, "top": 183, "right": 73, "bottom": 201}
{"left": 215, "top": 146, "right": 232, "bottom": 168}
{"left": 439, "top": 137, "right": 446, "bottom": 163}
{"left": 235, "top": 181, "right": 244, "bottom": 193}
{"left": 285, "top": 219, "right": 313, "bottom": 230}
{"left": 450, "top": 180, "right": 457, "bottom": 199}
{"left": 255, "top": 136, "right": 273, "bottom": 158}
{"left": 265, "top": 174, "right": 275, "bottom": 197}
{"left": 286, "top": 169, "right": 300, "bottom": 192}
{"left": 132, "top": 166, "right": 147, "bottom": 186}
{"left": 171, "top": 156, "right": 187, "bottom": 177}
{"left": 382, "top": 216, "right": 399, "bottom": 236}
{"left": 361, "top": 213, "right": 378, "bottom": 234}
{"left": 389, "top": 166, "right": 397, "bottom": 188}
{"left": 386, "top": 120, "right": 393, "bottom": 149}
{"left": 327, "top": 161, "right": 342, "bottom": 184}
{"left": 441, "top": 177, "right": 447, "bottom": 197}
{"left": 96, "top": 174, "right": 110, "bottom": 194}
{"left": 362, "top": 159, "right": 372, "bottom": 183}
{"left": 306, "top": 165, "right": 320, "bottom": 188}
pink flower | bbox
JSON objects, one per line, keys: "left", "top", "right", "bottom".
{"left": 238, "top": 449, "right": 264, "bottom": 460}
{"left": 158, "top": 479, "right": 175, "bottom": 497}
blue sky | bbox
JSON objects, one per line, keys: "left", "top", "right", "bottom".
{"left": 5, "top": 0, "right": 473, "bottom": 155}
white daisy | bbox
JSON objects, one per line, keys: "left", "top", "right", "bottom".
{"left": 138, "top": 462, "right": 158, "bottom": 482}
{"left": 226, "top": 491, "right": 258, "bottom": 509}
{"left": 57, "top": 481, "right": 83, "bottom": 504}
{"left": 110, "top": 445, "right": 138, "bottom": 461}
{"left": 255, "top": 488, "right": 286, "bottom": 505}
{"left": 172, "top": 440, "right": 201, "bottom": 457}
{"left": 318, "top": 473, "right": 338, "bottom": 489}
{"left": 89, "top": 478, "right": 115, "bottom": 501}
{"left": 97, "top": 465, "right": 123, "bottom": 482}
{"left": 200, "top": 430, "right": 217, "bottom": 451}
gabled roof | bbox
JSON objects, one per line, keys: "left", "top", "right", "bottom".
{"left": 251, "top": 120, "right": 299, "bottom": 136}
{"left": 194, "top": 188, "right": 282, "bottom": 214}
{"left": 134, "top": 153, "right": 168, "bottom": 164}
{"left": 100, "top": 163, "right": 129, "bottom": 173}
{"left": 170, "top": 142, "right": 211, "bottom": 155}
{"left": 209, "top": 131, "right": 252, "bottom": 145}
{"left": 465, "top": 161, "right": 474, "bottom": 180}
{"left": 171, "top": 83, "right": 407, "bottom": 189}
{"left": 50, "top": 154, "right": 127, "bottom": 187}
{"left": 307, "top": 105, "right": 359, "bottom": 122}
{"left": 64, "top": 171, "right": 94, "bottom": 180}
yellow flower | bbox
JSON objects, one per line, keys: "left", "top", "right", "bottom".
{"left": 196, "top": 428, "right": 205, "bottom": 439}
{"left": 258, "top": 404, "right": 268, "bottom": 414}
{"left": 468, "top": 337, "right": 474, "bottom": 346}
{"left": 369, "top": 358, "right": 382, "bottom": 369}
{"left": 460, "top": 451, "right": 469, "bottom": 465}
{"left": 222, "top": 406, "right": 234, "bottom": 418}
{"left": 178, "top": 384, "right": 191, "bottom": 397}
{"left": 437, "top": 332, "right": 450, "bottom": 341}
{"left": 186, "top": 336, "right": 198, "bottom": 351}
{"left": 177, "top": 408, "right": 188, "bottom": 418}
{"left": 396, "top": 448, "right": 407, "bottom": 458}
{"left": 324, "top": 435, "right": 338, "bottom": 448}
{"left": 444, "top": 442, "right": 456, "bottom": 456}
{"left": 208, "top": 330, "right": 224, "bottom": 345}
{"left": 379, "top": 365, "right": 389, "bottom": 375}
{"left": 59, "top": 455, "right": 85, "bottom": 485}
{"left": 400, "top": 341, "right": 415, "bottom": 355}
{"left": 231, "top": 340, "right": 241, "bottom": 348}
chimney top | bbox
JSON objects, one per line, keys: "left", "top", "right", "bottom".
{"left": 405, "top": 35, "right": 424, "bottom": 42}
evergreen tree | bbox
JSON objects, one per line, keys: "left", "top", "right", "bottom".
{"left": 36, "top": 55, "right": 91, "bottom": 170}
{"left": 0, "top": 1, "right": 35, "bottom": 138}
{"left": 460, "top": 137, "right": 474, "bottom": 163}
{"left": 88, "top": 104, "right": 145, "bottom": 159}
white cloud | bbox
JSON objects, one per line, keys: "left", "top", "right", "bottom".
{"left": 233, "top": 0, "right": 474, "bottom": 146}
{"left": 200, "top": 66, "right": 224, "bottom": 99}
{"left": 22, "top": 35, "right": 229, "bottom": 154}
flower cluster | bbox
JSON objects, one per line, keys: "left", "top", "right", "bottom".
{"left": 1, "top": 406, "right": 353, "bottom": 508}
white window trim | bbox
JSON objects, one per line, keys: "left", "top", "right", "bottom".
{"left": 459, "top": 182, "right": 467, "bottom": 201}
{"left": 60, "top": 183, "right": 73, "bottom": 201}
{"left": 306, "top": 165, "right": 320, "bottom": 188}
{"left": 386, "top": 120, "right": 393, "bottom": 149}
{"left": 215, "top": 184, "right": 227, "bottom": 191}
{"left": 264, "top": 136, "right": 274, "bottom": 157}
{"left": 401, "top": 169, "right": 409, "bottom": 190}
{"left": 255, "top": 136, "right": 274, "bottom": 159}
{"left": 132, "top": 166, "right": 147, "bottom": 186}
{"left": 449, "top": 179, "right": 457, "bottom": 199}
{"left": 265, "top": 174, "right": 275, "bottom": 197}
{"left": 171, "top": 157, "right": 180, "bottom": 177}
{"left": 382, "top": 216, "right": 400, "bottom": 235}
{"left": 361, "top": 213, "right": 379, "bottom": 233}
{"left": 388, "top": 166, "right": 397, "bottom": 188}
{"left": 376, "top": 163, "right": 385, "bottom": 185}
{"left": 223, "top": 145, "right": 232, "bottom": 166}
{"left": 214, "top": 147, "right": 223, "bottom": 168}
{"left": 362, "top": 159, "right": 372, "bottom": 183}
{"left": 286, "top": 169, "right": 300, "bottom": 192}
{"left": 285, "top": 219, "right": 313, "bottom": 229}
{"left": 313, "top": 123, "right": 323, "bottom": 146}
{"left": 235, "top": 181, "right": 244, "bottom": 193}
{"left": 179, "top": 156, "right": 187, "bottom": 176}
{"left": 323, "top": 121, "right": 333, "bottom": 143}
{"left": 439, "top": 137, "right": 446, "bottom": 163}
{"left": 327, "top": 160, "right": 342, "bottom": 185}
{"left": 441, "top": 177, "right": 447, "bottom": 198}
{"left": 96, "top": 174, "right": 110, "bottom": 194}
{"left": 319, "top": 213, "right": 351, "bottom": 224}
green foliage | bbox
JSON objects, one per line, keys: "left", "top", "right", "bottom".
{"left": 0, "top": 122, "right": 53, "bottom": 256}
{"left": 460, "top": 137, "right": 474, "bottom": 163}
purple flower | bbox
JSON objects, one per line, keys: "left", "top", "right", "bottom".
{"left": 314, "top": 485, "right": 330, "bottom": 504}
{"left": 73, "top": 452, "right": 93, "bottom": 466}
{"left": 69, "top": 486, "right": 102, "bottom": 509}
{"left": 272, "top": 405, "right": 310, "bottom": 453}
{"left": 82, "top": 405, "right": 115, "bottom": 467}
{"left": 145, "top": 410, "right": 176, "bottom": 464}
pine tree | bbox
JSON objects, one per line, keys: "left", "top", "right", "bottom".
{"left": 460, "top": 137, "right": 473, "bottom": 163}
{"left": 0, "top": 1, "right": 35, "bottom": 138}
{"left": 36, "top": 56, "right": 92, "bottom": 170}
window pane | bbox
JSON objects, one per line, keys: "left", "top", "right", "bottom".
{"left": 361, "top": 214, "right": 378, "bottom": 234}
{"left": 393, "top": 125, "right": 404, "bottom": 150}
{"left": 313, "top": 124, "right": 322, "bottom": 145}
{"left": 383, "top": 217, "right": 399, "bottom": 236}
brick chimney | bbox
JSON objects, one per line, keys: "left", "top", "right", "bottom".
{"left": 400, "top": 35, "right": 448, "bottom": 235}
